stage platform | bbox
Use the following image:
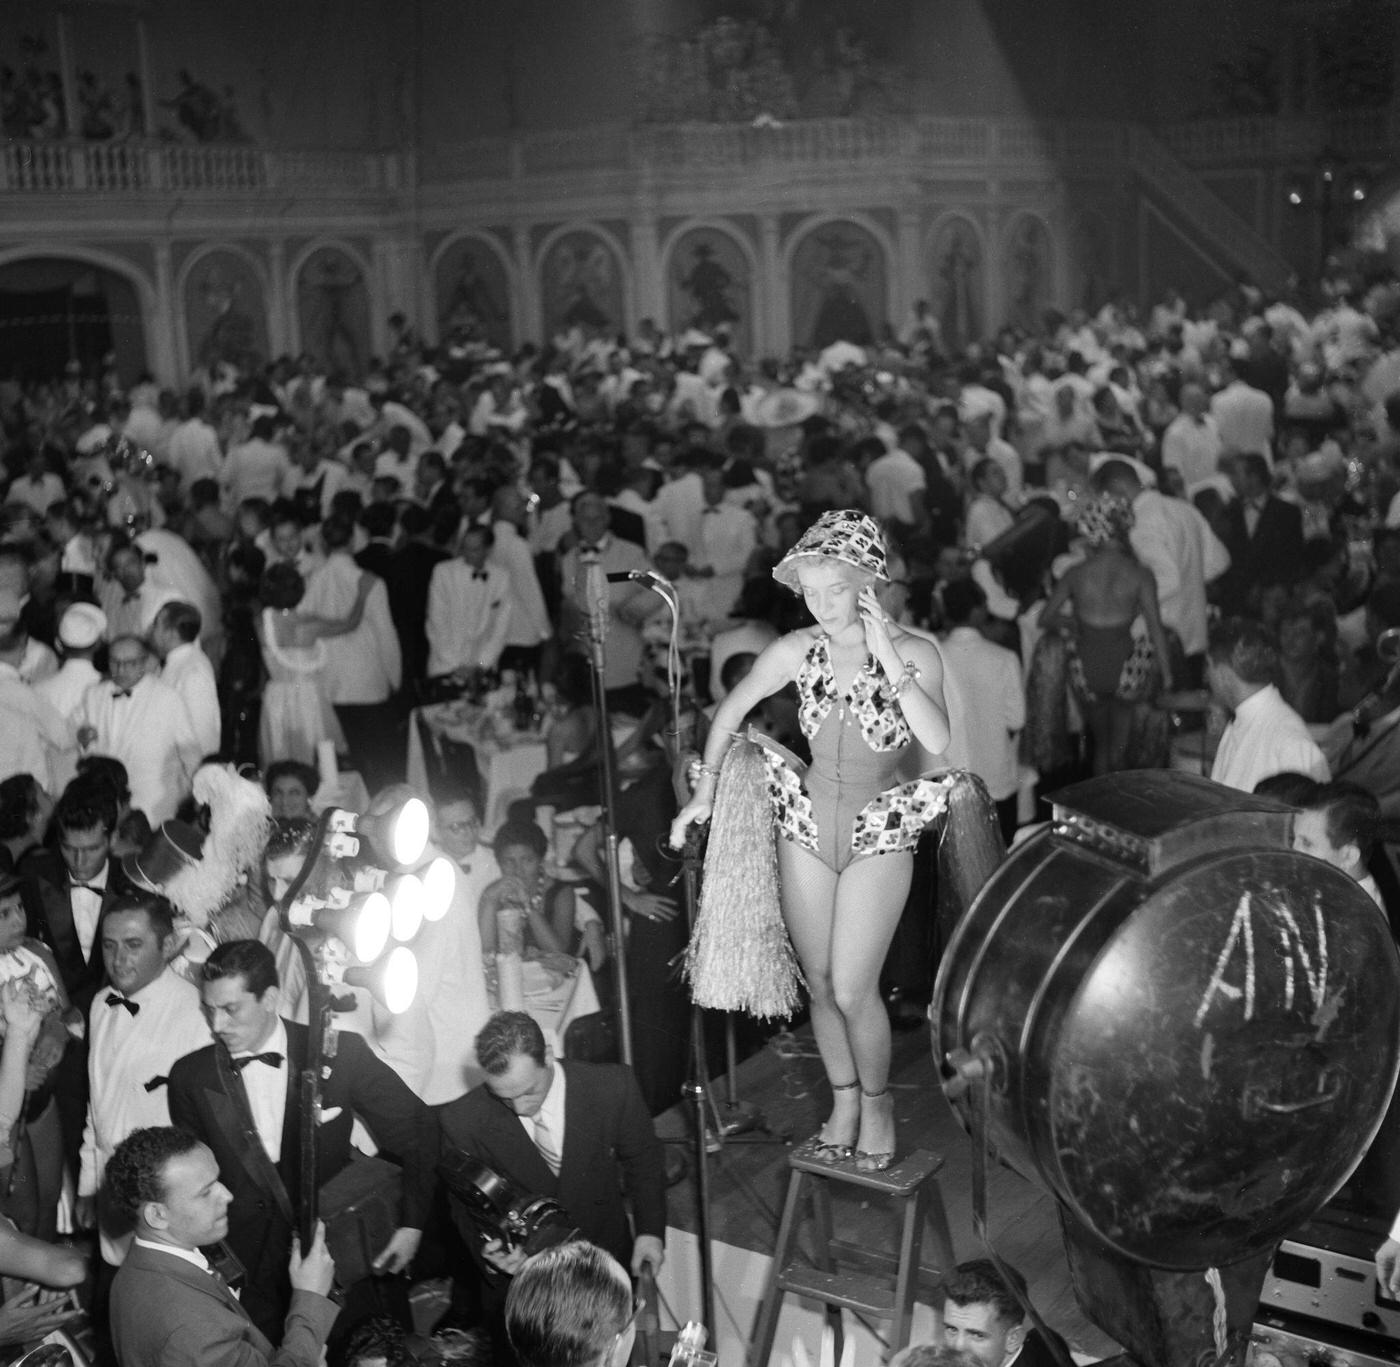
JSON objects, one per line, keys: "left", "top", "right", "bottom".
{"left": 650, "top": 1019, "right": 1125, "bottom": 1365}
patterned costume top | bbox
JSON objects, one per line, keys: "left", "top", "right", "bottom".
{"left": 759, "top": 633, "right": 951, "bottom": 872}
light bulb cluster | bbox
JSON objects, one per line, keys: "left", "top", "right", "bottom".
{"left": 281, "top": 798, "right": 452, "bottom": 1013}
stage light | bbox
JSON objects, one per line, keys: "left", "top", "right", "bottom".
{"left": 421, "top": 856, "right": 454, "bottom": 922}
{"left": 312, "top": 892, "right": 391, "bottom": 964}
{"left": 347, "top": 946, "right": 418, "bottom": 1014}
{"left": 389, "top": 874, "right": 424, "bottom": 942}
{"left": 358, "top": 796, "right": 430, "bottom": 867}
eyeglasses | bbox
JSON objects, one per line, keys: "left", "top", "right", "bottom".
{"left": 441, "top": 819, "right": 479, "bottom": 834}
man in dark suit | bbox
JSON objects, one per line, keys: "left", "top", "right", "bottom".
{"left": 25, "top": 783, "right": 129, "bottom": 1009}
{"left": 24, "top": 782, "right": 133, "bottom": 1182}
{"left": 384, "top": 504, "right": 450, "bottom": 694}
{"left": 106, "top": 1125, "right": 337, "bottom": 1367}
{"left": 438, "top": 1011, "right": 666, "bottom": 1281}
{"left": 1218, "top": 451, "right": 1305, "bottom": 615}
{"left": 355, "top": 503, "right": 398, "bottom": 581}
{"left": 941, "top": 1258, "right": 1071, "bottom": 1367}
{"left": 166, "top": 940, "right": 436, "bottom": 1346}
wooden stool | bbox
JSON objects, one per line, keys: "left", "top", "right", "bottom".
{"left": 748, "top": 1141, "right": 957, "bottom": 1367}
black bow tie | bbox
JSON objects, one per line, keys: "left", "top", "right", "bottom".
{"left": 122, "top": 591, "right": 139, "bottom": 604}
{"left": 106, "top": 993, "right": 138, "bottom": 1015}
{"left": 113, "top": 689, "right": 133, "bottom": 699}
{"left": 232, "top": 1051, "right": 283, "bottom": 1072}
{"left": 579, "top": 543, "right": 602, "bottom": 556}
{"left": 472, "top": 570, "right": 488, "bottom": 582}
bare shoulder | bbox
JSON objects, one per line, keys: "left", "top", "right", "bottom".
{"left": 761, "top": 628, "right": 819, "bottom": 669}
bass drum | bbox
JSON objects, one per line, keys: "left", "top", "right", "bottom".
{"left": 933, "top": 771, "right": 1400, "bottom": 1270}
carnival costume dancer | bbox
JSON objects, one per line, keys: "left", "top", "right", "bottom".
{"left": 671, "top": 510, "right": 950, "bottom": 1171}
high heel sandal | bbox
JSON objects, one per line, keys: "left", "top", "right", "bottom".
{"left": 809, "top": 1079, "right": 860, "bottom": 1162}
{"left": 854, "top": 1086, "right": 895, "bottom": 1172}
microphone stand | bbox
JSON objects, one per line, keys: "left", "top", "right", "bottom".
{"left": 584, "top": 562, "right": 634, "bottom": 1067}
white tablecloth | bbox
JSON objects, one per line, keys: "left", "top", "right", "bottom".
{"left": 488, "top": 957, "right": 601, "bottom": 1056}
{"left": 406, "top": 702, "right": 547, "bottom": 831}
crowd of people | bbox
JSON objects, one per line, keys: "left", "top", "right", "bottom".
{"left": 0, "top": 258, "right": 1398, "bottom": 1362}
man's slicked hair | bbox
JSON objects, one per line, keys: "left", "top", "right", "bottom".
{"left": 942, "top": 1257, "right": 1026, "bottom": 1329}
{"left": 476, "top": 1010, "right": 547, "bottom": 1075}
{"left": 200, "top": 938, "right": 279, "bottom": 998}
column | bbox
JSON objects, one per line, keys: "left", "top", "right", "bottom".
{"left": 55, "top": 14, "right": 79, "bottom": 141}
{"left": 758, "top": 213, "right": 783, "bottom": 355}
{"left": 629, "top": 213, "right": 662, "bottom": 332}
{"left": 985, "top": 198, "right": 1005, "bottom": 335}
{"left": 512, "top": 224, "right": 536, "bottom": 345}
{"left": 267, "top": 240, "right": 289, "bottom": 357}
{"left": 135, "top": 17, "right": 157, "bottom": 138}
{"left": 895, "top": 207, "right": 923, "bottom": 332}
{"left": 150, "top": 241, "right": 179, "bottom": 384}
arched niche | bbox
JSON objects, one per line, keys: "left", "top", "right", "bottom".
{"left": 1070, "top": 212, "right": 1114, "bottom": 315}
{"left": 926, "top": 213, "right": 985, "bottom": 354}
{"left": 1001, "top": 213, "right": 1054, "bottom": 333}
{"left": 180, "top": 244, "right": 269, "bottom": 372}
{"left": 0, "top": 248, "right": 152, "bottom": 381}
{"left": 433, "top": 232, "right": 514, "bottom": 350}
{"left": 788, "top": 217, "right": 889, "bottom": 349}
{"left": 538, "top": 226, "right": 627, "bottom": 341}
{"left": 663, "top": 222, "right": 755, "bottom": 355}
{"left": 294, "top": 243, "right": 372, "bottom": 378}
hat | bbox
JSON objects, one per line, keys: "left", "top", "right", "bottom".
{"left": 753, "top": 388, "right": 823, "bottom": 429}
{"left": 774, "top": 509, "right": 888, "bottom": 590}
{"left": 122, "top": 820, "right": 205, "bottom": 894}
{"left": 0, "top": 872, "right": 22, "bottom": 901}
{"left": 58, "top": 602, "right": 106, "bottom": 651}
{"left": 1077, "top": 492, "right": 1135, "bottom": 548}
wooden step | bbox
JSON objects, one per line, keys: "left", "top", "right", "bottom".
{"left": 777, "top": 1263, "right": 899, "bottom": 1318}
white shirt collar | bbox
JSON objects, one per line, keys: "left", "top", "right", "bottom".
{"left": 1234, "top": 684, "right": 1278, "bottom": 720}
{"left": 133, "top": 1236, "right": 211, "bottom": 1272}
{"left": 233, "top": 1014, "right": 288, "bottom": 1063}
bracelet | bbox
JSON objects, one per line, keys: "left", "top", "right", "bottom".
{"left": 891, "top": 661, "right": 921, "bottom": 698}
{"left": 695, "top": 761, "right": 721, "bottom": 780}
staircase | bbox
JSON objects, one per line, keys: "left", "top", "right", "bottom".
{"left": 1127, "top": 124, "right": 1292, "bottom": 292}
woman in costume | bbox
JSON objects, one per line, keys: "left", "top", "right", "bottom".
{"left": 1039, "top": 492, "right": 1170, "bottom": 776}
{"left": 671, "top": 510, "right": 950, "bottom": 1170}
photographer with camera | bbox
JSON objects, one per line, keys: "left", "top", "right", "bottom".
{"left": 439, "top": 1012, "right": 666, "bottom": 1282}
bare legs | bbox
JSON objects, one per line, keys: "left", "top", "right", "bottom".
{"left": 778, "top": 840, "right": 913, "bottom": 1165}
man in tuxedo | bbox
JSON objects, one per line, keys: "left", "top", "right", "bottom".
{"left": 557, "top": 494, "right": 651, "bottom": 714}
{"left": 438, "top": 1011, "right": 665, "bottom": 1282}
{"left": 77, "top": 894, "right": 213, "bottom": 1263}
{"left": 77, "top": 634, "right": 202, "bottom": 826}
{"left": 106, "top": 1126, "right": 337, "bottom": 1367}
{"left": 1218, "top": 452, "right": 1305, "bottom": 615}
{"left": 166, "top": 940, "right": 435, "bottom": 1345}
{"left": 27, "top": 782, "right": 133, "bottom": 1179}
{"left": 426, "top": 524, "right": 513, "bottom": 678}
{"left": 941, "top": 1258, "right": 1071, "bottom": 1367}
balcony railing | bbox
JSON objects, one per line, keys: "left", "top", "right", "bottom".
{"left": 0, "top": 140, "right": 402, "bottom": 194}
{"left": 11, "top": 104, "right": 1395, "bottom": 199}
{"left": 421, "top": 114, "right": 1130, "bottom": 185}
